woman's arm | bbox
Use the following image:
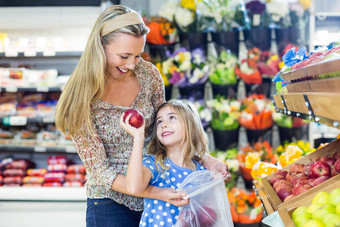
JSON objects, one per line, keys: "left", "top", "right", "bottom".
{"left": 202, "top": 153, "right": 232, "bottom": 181}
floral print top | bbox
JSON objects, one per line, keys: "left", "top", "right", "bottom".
{"left": 72, "top": 58, "right": 165, "bottom": 211}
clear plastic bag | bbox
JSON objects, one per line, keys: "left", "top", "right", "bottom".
{"left": 175, "top": 170, "right": 234, "bottom": 227}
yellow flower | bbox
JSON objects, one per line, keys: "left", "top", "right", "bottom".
{"left": 298, "top": 0, "right": 311, "bottom": 9}
{"left": 180, "top": 0, "right": 201, "bottom": 11}
{"left": 156, "top": 62, "right": 170, "bottom": 86}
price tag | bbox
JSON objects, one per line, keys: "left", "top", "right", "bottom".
{"left": 42, "top": 116, "right": 55, "bottom": 123}
{"left": 37, "top": 87, "right": 49, "bottom": 92}
{"left": 3, "top": 116, "right": 27, "bottom": 126}
{"left": 5, "top": 50, "right": 18, "bottom": 57}
{"left": 24, "top": 50, "right": 37, "bottom": 57}
{"left": 5, "top": 86, "right": 18, "bottom": 92}
{"left": 34, "top": 146, "right": 47, "bottom": 152}
{"left": 43, "top": 50, "right": 56, "bottom": 56}
{"left": 253, "top": 14, "right": 261, "bottom": 27}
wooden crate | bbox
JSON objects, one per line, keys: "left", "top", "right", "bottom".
{"left": 286, "top": 77, "right": 340, "bottom": 93}
{"left": 261, "top": 138, "right": 340, "bottom": 211}
{"left": 253, "top": 180, "right": 275, "bottom": 215}
{"left": 278, "top": 179, "right": 340, "bottom": 227}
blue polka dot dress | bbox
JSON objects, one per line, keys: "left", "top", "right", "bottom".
{"left": 140, "top": 154, "right": 206, "bottom": 227}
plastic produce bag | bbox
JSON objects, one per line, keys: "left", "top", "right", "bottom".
{"left": 175, "top": 170, "right": 234, "bottom": 227}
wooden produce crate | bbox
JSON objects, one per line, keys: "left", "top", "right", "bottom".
{"left": 286, "top": 77, "right": 340, "bottom": 93}
{"left": 261, "top": 138, "right": 340, "bottom": 211}
{"left": 277, "top": 178, "right": 340, "bottom": 227}
{"left": 253, "top": 180, "right": 275, "bottom": 215}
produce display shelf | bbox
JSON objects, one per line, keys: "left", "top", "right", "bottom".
{"left": 0, "top": 86, "right": 62, "bottom": 92}
{"left": 0, "top": 144, "right": 77, "bottom": 154}
{"left": 277, "top": 177, "right": 340, "bottom": 227}
{"left": 260, "top": 138, "right": 340, "bottom": 211}
{"left": 253, "top": 181, "right": 275, "bottom": 216}
{"left": 272, "top": 92, "right": 340, "bottom": 129}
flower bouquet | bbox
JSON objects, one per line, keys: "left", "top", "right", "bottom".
{"left": 145, "top": 16, "right": 177, "bottom": 45}
{"left": 239, "top": 94, "right": 274, "bottom": 144}
{"left": 186, "top": 98, "right": 212, "bottom": 130}
{"left": 243, "top": 0, "right": 272, "bottom": 50}
{"left": 206, "top": 97, "right": 241, "bottom": 150}
{"left": 227, "top": 187, "right": 263, "bottom": 226}
{"left": 208, "top": 49, "right": 239, "bottom": 99}
{"left": 159, "top": 0, "right": 211, "bottom": 51}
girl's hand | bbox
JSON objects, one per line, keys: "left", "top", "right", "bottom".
{"left": 120, "top": 113, "right": 145, "bottom": 138}
{"left": 162, "top": 188, "right": 189, "bottom": 207}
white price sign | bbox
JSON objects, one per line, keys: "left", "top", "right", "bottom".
{"left": 8, "top": 116, "right": 27, "bottom": 126}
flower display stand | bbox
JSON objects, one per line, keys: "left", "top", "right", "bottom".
{"left": 211, "top": 30, "right": 240, "bottom": 57}
{"left": 277, "top": 124, "right": 309, "bottom": 145}
{"left": 245, "top": 127, "right": 273, "bottom": 145}
{"left": 178, "top": 83, "right": 206, "bottom": 99}
{"left": 211, "top": 83, "right": 238, "bottom": 99}
{"left": 244, "top": 77, "right": 273, "bottom": 98}
{"left": 212, "top": 127, "right": 240, "bottom": 150}
{"left": 164, "top": 85, "right": 173, "bottom": 101}
{"left": 243, "top": 27, "right": 271, "bottom": 51}
{"left": 178, "top": 32, "right": 208, "bottom": 53}
{"left": 274, "top": 26, "right": 301, "bottom": 56}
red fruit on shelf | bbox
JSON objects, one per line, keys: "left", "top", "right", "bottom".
{"left": 123, "top": 109, "right": 144, "bottom": 128}
{"left": 316, "top": 156, "right": 335, "bottom": 167}
{"left": 277, "top": 186, "right": 292, "bottom": 202}
{"left": 313, "top": 175, "right": 330, "bottom": 186}
{"left": 273, "top": 180, "right": 292, "bottom": 192}
{"left": 298, "top": 184, "right": 313, "bottom": 194}
{"left": 270, "top": 175, "right": 286, "bottom": 185}
{"left": 334, "top": 159, "right": 340, "bottom": 173}
{"left": 311, "top": 161, "right": 331, "bottom": 178}
{"left": 274, "top": 170, "right": 288, "bottom": 179}
{"left": 289, "top": 163, "right": 305, "bottom": 174}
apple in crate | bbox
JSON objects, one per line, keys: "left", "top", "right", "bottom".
{"left": 123, "top": 109, "right": 144, "bottom": 128}
{"left": 334, "top": 159, "right": 340, "bottom": 173}
{"left": 311, "top": 161, "right": 331, "bottom": 178}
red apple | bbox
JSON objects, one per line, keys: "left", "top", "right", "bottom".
{"left": 270, "top": 175, "right": 286, "bottom": 185}
{"left": 273, "top": 180, "right": 291, "bottom": 192}
{"left": 177, "top": 209, "right": 196, "bottom": 227}
{"left": 284, "top": 194, "right": 295, "bottom": 202}
{"left": 298, "top": 184, "right": 312, "bottom": 194}
{"left": 334, "top": 159, "right": 340, "bottom": 173}
{"left": 123, "top": 109, "right": 144, "bottom": 128}
{"left": 311, "top": 161, "right": 331, "bottom": 178}
{"left": 303, "top": 162, "right": 313, "bottom": 177}
{"left": 292, "top": 174, "right": 309, "bottom": 186}
{"left": 277, "top": 186, "right": 292, "bottom": 202}
{"left": 316, "top": 156, "right": 335, "bottom": 166}
{"left": 286, "top": 172, "right": 296, "bottom": 183}
{"left": 197, "top": 206, "right": 217, "bottom": 227}
{"left": 333, "top": 151, "right": 340, "bottom": 161}
{"left": 274, "top": 170, "right": 288, "bottom": 178}
{"left": 292, "top": 180, "right": 309, "bottom": 195}
{"left": 308, "top": 178, "right": 315, "bottom": 186}
{"left": 313, "top": 175, "right": 330, "bottom": 186}
{"left": 290, "top": 163, "right": 305, "bottom": 174}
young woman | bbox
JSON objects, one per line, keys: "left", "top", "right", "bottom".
{"left": 121, "top": 100, "right": 230, "bottom": 226}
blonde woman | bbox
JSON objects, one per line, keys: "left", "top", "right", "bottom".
{"left": 55, "top": 5, "right": 230, "bottom": 227}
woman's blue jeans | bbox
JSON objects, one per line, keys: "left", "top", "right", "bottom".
{"left": 86, "top": 198, "right": 142, "bottom": 227}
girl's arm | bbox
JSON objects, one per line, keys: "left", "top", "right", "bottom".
{"left": 202, "top": 153, "right": 231, "bottom": 181}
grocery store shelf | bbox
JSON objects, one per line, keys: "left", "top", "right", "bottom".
{"left": 0, "top": 51, "right": 82, "bottom": 58}
{"left": 0, "top": 116, "right": 56, "bottom": 126}
{"left": 0, "top": 86, "right": 62, "bottom": 92}
{"left": 0, "top": 144, "right": 76, "bottom": 154}
{"left": 272, "top": 92, "right": 340, "bottom": 129}
{"left": 0, "top": 187, "right": 86, "bottom": 202}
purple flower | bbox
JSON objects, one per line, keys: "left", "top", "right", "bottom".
{"left": 246, "top": 0, "right": 266, "bottom": 15}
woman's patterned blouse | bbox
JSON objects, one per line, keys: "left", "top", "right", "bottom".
{"left": 73, "top": 58, "right": 165, "bottom": 211}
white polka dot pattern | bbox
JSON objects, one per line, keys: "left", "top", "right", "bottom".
{"left": 140, "top": 155, "right": 206, "bottom": 226}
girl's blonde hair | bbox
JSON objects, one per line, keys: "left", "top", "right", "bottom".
{"left": 148, "top": 100, "right": 209, "bottom": 172}
{"left": 55, "top": 5, "right": 149, "bottom": 136}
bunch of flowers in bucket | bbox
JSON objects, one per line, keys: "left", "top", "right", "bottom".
{"left": 144, "top": 16, "right": 178, "bottom": 45}
{"left": 206, "top": 96, "right": 241, "bottom": 131}
{"left": 208, "top": 49, "right": 238, "bottom": 86}
{"left": 161, "top": 47, "right": 210, "bottom": 87}
{"left": 158, "top": 0, "right": 211, "bottom": 33}
{"left": 186, "top": 98, "right": 212, "bottom": 129}
{"left": 227, "top": 187, "right": 263, "bottom": 224}
{"left": 239, "top": 94, "right": 274, "bottom": 130}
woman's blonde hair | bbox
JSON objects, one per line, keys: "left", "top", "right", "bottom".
{"left": 55, "top": 5, "right": 149, "bottom": 136}
{"left": 148, "top": 100, "right": 209, "bottom": 172}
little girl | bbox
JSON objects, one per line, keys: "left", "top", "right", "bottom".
{"left": 120, "top": 100, "right": 210, "bottom": 226}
